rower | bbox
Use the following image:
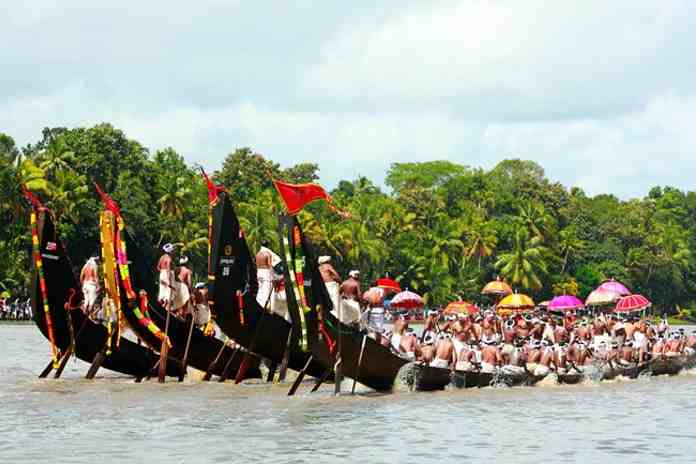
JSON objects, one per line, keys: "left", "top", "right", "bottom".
{"left": 318, "top": 256, "right": 341, "bottom": 316}
{"left": 665, "top": 332, "right": 683, "bottom": 357}
{"left": 337, "top": 270, "right": 362, "bottom": 324}
{"left": 480, "top": 339, "right": 501, "bottom": 373}
{"left": 619, "top": 340, "right": 635, "bottom": 365}
{"left": 192, "top": 283, "right": 212, "bottom": 332}
{"left": 177, "top": 256, "right": 193, "bottom": 318}
{"left": 80, "top": 256, "right": 100, "bottom": 315}
{"left": 255, "top": 240, "right": 279, "bottom": 309}
{"left": 535, "top": 340, "right": 556, "bottom": 376}
{"left": 430, "top": 333, "right": 454, "bottom": 368}
{"left": 157, "top": 243, "right": 175, "bottom": 311}
{"left": 500, "top": 319, "right": 516, "bottom": 364}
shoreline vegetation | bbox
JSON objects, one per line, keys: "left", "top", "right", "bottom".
{"left": 1, "top": 124, "right": 695, "bottom": 315}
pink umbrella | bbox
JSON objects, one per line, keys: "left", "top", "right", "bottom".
{"left": 597, "top": 278, "right": 630, "bottom": 296}
{"left": 614, "top": 294, "right": 651, "bottom": 313}
{"left": 390, "top": 289, "right": 424, "bottom": 309}
{"left": 548, "top": 295, "right": 584, "bottom": 312}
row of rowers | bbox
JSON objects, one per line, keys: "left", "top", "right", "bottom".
{"left": 255, "top": 243, "right": 383, "bottom": 324}
{"left": 381, "top": 311, "right": 696, "bottom": 376}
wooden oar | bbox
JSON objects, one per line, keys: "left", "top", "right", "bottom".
{"left": 218, "top": 346, "right": 241, "bottom": 382}
{"left": 86, "top": 345, "right": 107, "bottom": 379}
{"left": 178, "top": 313, "right": 196, "bottom": 382}
{"left": 157, "top": 306, "right": 172, "bottom": 383}
{"left": 310, "top": 368, "right": 333, "bottom": 393}
{"left": 276, "top": 329, "right": 293, "bottom": 383}
{"left": 287, "top": 355, "right": 314, "bottom": 396}
{"left": 350, "top": 335, "right": 367, "bottom": 394}
{"left": 53, "top": 346, "right": 73, "bottom": 379}
{"left": 233, "top": 290, "right": 273, "bottom": 384}
{"left": 202, "top": 335, "right": 228, "bottom": 381}
{"left": 38, "top": 359, "right": 55, "bottom": 378}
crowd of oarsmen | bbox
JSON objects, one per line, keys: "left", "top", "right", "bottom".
{"left": 378, "top": 310, "right": 696, "bottom": 377}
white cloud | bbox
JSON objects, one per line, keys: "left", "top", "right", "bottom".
{"left": 1, "top": 1, "right": 695, "bottom": 199}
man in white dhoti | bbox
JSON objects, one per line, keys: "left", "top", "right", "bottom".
{"left": 80, "top": 256, "right": 100, "bottom": 315}
{"left": 157, "top": 243, "right": 175, "bottom": 310}
{"left": 256, "top": 241, "right": 281, "bottom": 309}
{"left": 176, "top": 256, "right": 193, "bottom": 318}
{"left": 318, "top": 256, "right": 341, "bottom": 317}
{"left": 337, "top": 270, "right": 362, "bottom": 324}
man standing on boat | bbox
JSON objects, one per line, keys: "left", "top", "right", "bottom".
{"left": 80, "top": 256, "right": 100, "bottom": 315}
{"left": 176, "top": 256, "right": 193, "bottom": 318}
{"left": 338, "top": 270, "right": 362, "bottom": 324}
{"left": 255, "top": 240, "right": 281, "bottom": 310}
{"left": 318, "top": 255, "right": 341, "bottom": 316}
{"left": 157, "top": 243, "right": 175, "bottom": 311}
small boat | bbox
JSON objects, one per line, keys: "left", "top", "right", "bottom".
{"left": 207, "top": 191, "right": 326, "bottom": 379}
{"left": 97, "top": 196, "right": 261, "bottom": 381}
{"left": 30, "top": 206, "right": 172, "bottom": 379}
{"left": 277, "top": 214, "right": 450, "bottom": 392}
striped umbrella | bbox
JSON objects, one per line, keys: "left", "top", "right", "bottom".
{"left": 390, "top": 289, "right": 424, "bottom": 309}
{"left": 443, "top": 300, "right": 480, "bottom": 316}
{"left": 481, "top": 278, "right": 513, "bottom": 296}
{"left": 585, "top": 289, "right": 621, "bottom": 306}
{"left": 614, "top": 294, "right": 651, "bottom": 313}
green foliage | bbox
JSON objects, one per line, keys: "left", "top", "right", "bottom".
{"left": 2, "top": 125, "right": 696, "bottom": 315}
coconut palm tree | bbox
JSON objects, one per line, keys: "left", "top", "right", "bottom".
{"left": 495, "top": 228, "right": 548, "bottom": 292}
{"left": 558, "top": 226, "right": 585, "bottom": 274}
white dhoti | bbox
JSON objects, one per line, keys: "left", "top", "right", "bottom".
{"left": 171, "top": 281, "right": 190, "bottom": 313}
{"left": 430, "top": 358, "right": 449, "bottom": 369}
{"left": 82, "top": 280, "right": 99, "bottom": 313}
{"left": 159, "top": 270, "right": 173, "bottom": 304}
{"left": 480, "top": 362, "right": 496, "bottom": 373}
{"left": 325, "top": 281, "right": 340, "bottom": 314}
{"left": 456, "top": 361, "right": 473, "bottom": 371}
{"left": 332, "top": 298, "right": 361, "bottom": 324}
{"left": 368, "top": 307, "right": 385, "bottom": 332}
{"left": 194, "top": 303, "right": 210, "bottom": 327}
{"left": 534, "top": 364, "right": 551, "bottom": 376}
{"left": 271, "top": 289, "right": 290, "bottom": 321}
{"left": 256, "top": 268, "right": 274, "bottom": 308}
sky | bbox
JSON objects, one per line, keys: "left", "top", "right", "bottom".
{"left": 2, "top": 1, "right": 695, "bottom": 198}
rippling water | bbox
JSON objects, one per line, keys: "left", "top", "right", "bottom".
{"left": 2, "top": 324, "right": 696, "bottom": 464}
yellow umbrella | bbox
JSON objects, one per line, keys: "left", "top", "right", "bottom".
{"left": 497, "top": 293, "right": 535, "bottom": 315}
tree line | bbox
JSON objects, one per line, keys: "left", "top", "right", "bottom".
{"left": 1, "top": 123, "right": 695, "bottom": 315}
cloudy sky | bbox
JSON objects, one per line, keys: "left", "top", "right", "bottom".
{"left": 2, "top": 1, "right": 695, "bottom": 198}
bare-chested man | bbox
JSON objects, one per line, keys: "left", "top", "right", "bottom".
{"left": 255, "top": 240, "right": 276, "bottom": 309}
{"left": 480, "top": 341, "right": 501, "bottom": 372}
{"left": 157, "top": 243, "right": 175, "bottom": 310}
{"left": 337, "top": 270, "right": 362, "bottom": 324}
{"left": 318, "top": 256, "right": 341, "bottom": 313}
{"left": 500, "top": 319, "right": 516, "bottom": 364}
{"left": 80, "top": 256, "right": 100, "bottom": 315}
{"left": 619, "top": 341, "right": 635, "bottom": 365}
{"left": 535, "top": 341, "right": 557, "bottom": 376}
{"left": 431, "top": 334, "right": 454, "bottom": 368}
{"left": 665, "top": 333, "right": 684, "bottom": 356}
{"left": 516, "top": 315, "right": 531, "bottom": 339}
{"left": 176, "top": 256, "right": 193, "bottom": 318}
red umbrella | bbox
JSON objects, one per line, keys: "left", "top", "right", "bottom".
{"left": 377, "top": 278, "right": 401, "bottom": 294}
{"left": 443, "top": 301, "right": 480, "bottom": 315}
{"left": 614, "top": 294, "right": 651, "bottom": 313}
{"left": 390, "top": 290, "right": 424, "bottom": 309}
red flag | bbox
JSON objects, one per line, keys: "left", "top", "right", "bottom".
{"left": 94, "top": 183, "right": 121, "bottom": 217}
{"left": 200, "top": 169, "right": 225, "bottom": 204}
{"left": 273, "top": 179, "right": 348, "bottom": 217}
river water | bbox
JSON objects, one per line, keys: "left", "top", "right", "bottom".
{"left": 2, "top": 324, "right": 696, "bottom": 464}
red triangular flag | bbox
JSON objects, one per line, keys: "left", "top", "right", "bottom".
{"left": 94, "top": 183, "right": 121, "bottom": 217}
{"left": 201, "top": 169, "right": 225, "bottom": 204}
{"left": 272, "top": 179, "right": 333, "bottom": 215}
